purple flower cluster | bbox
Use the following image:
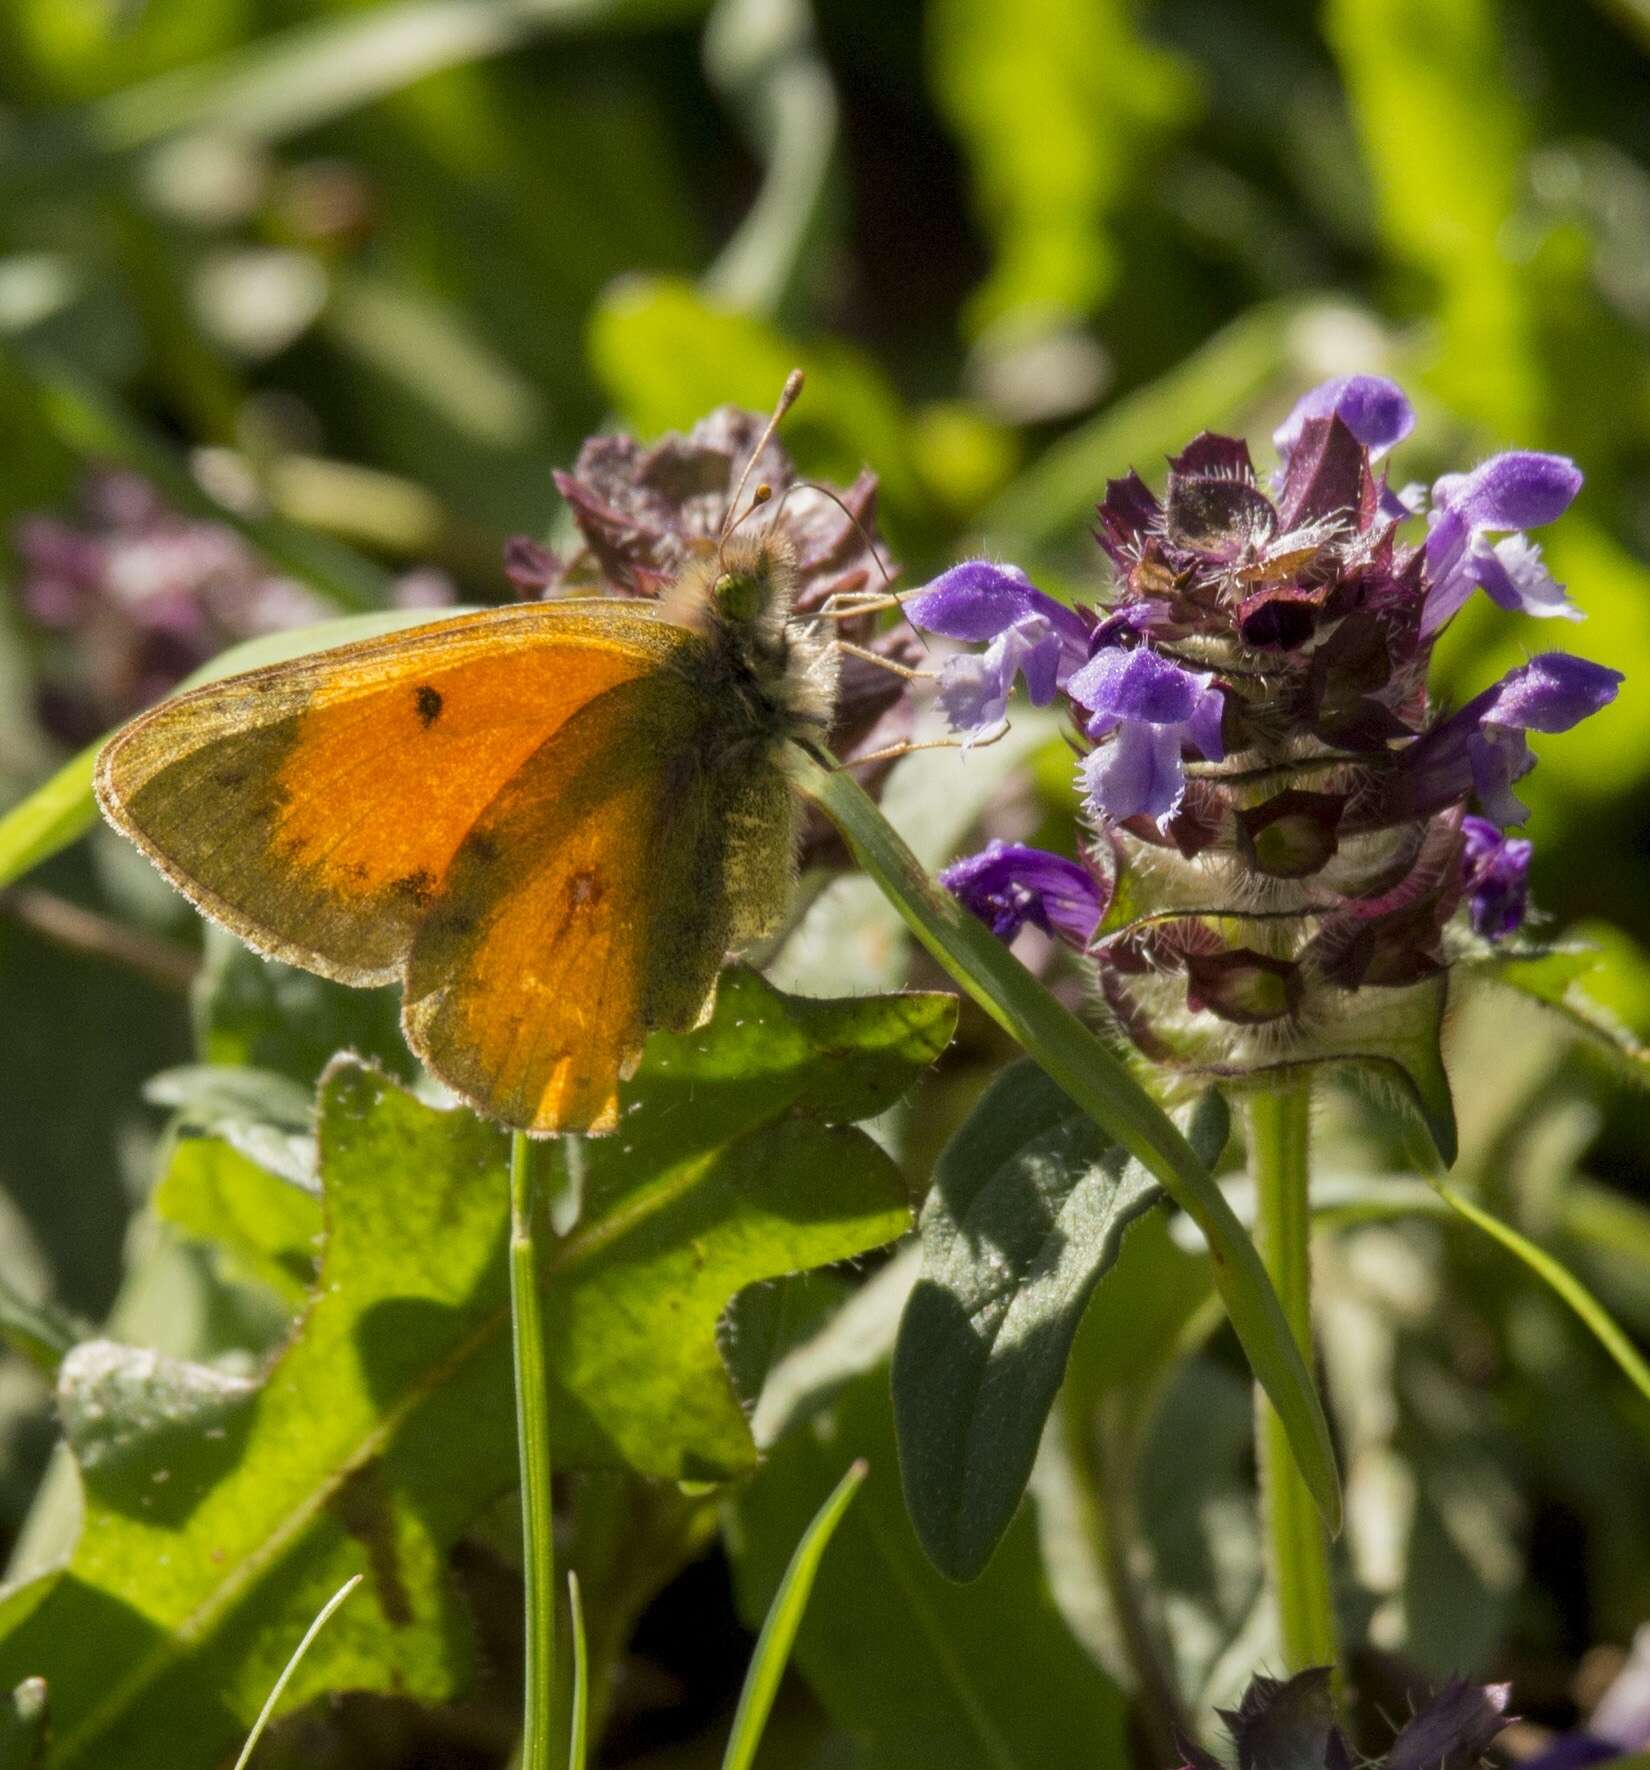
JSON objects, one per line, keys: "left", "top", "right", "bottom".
{"left": 13, "top": 470, "right": 451, "bottom": 740}
{"left": 911, "top": 377, "right": 1621, "bottom": 1083}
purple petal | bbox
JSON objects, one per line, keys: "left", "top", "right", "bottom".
{"left": 1438, "top": 451, "right": 1583, "bottom": 532}
{"left": 1067, "top": 643, "right": 1207, "bottom": 726}
{"left": 940, "top": 839, "right": 1107, "bottom": 946}
{"left": 905, "top": 559, "right": 1089, "bottom": 651}
{"left": 1484, "top": 652, "right": 1623, "bottom": 733}
{"left": 934, "top": 614, "right": 1065, "bottom": 732}
{"left": 1186, "top": 683, "right": 1228, "bottom": 762}
{"left": 1469, "top": 727, "right": 1534, "bottom": 825}
{"left": 1471, "top": 535, "right": 1580, "bottom": 621}
{"left": 1460, "top": 817, "right": 1532, "bottom": 939}
{"left": 1274, "top": 375, "right": 1415, "bottom": 466}
{"left": 1081, "top": 720, "right": 1187, "bottom": 823}
{"left": 936, "top": 643, "right": 1013, "bottom": 732}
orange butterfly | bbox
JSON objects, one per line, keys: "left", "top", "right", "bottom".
{"left": 96, "top": 376, "right": 877, "bottom": 1136}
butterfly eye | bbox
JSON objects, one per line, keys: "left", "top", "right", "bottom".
{"left": 715, "top": 570, "right": 764, "bottom": 624}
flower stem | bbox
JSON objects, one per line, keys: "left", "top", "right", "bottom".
{"left": 1249, "top": 1081, "right": 1337, "bottom": 1678}
{"left": 510, "top": 1131, "right": 556, "bottom": 1770}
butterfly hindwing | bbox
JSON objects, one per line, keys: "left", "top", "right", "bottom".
{"left": 401, "top": 673, "right": 797, "bottom": 1134}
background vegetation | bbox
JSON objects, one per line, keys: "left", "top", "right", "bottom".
{"left": 2, "top": 1, "right": 1650, "bottom": 1765}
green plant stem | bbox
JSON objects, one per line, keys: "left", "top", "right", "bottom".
{"left": 1249, "top": 1082, "right": 1337, "bottom": 1678}
{"left": 788, "top": 747, "right": 1341, "bottom": 1534}
{"left": 510, "top": 1132, "right": 557, "bottom": 1770}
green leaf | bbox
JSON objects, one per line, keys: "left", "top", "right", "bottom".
{"left": 0, "top": 970, "right": 945, "bottom": 1770}
{"left": 893, "top": 1064, "right": 1229, "bottom": 1580}
{"left": 144, "top": 1065, "right": 318, "bottom": 1192}
{"left": 788, "top": 749, "right": 1341, "bottom": 1536}
{"left": 1463, "top": 942, "right": 1650, "bottom": 1088}
{"left": 154, "top": 1138, "right": 322, "bottom": 1307}
{"left": 0, "top": 606, "right": 479, "bottom": 893}
{"left": 727, "top": 1352, "right": 1129, "bottom": 1770}
{"left": 930, "top": 0, "right": 1194, "bottom": 332}
{"left": 1283, "top": 970, "right": 1457, "bottom": 1168}
{"left": 191, "top": 926, "right": 414, "bottom": 1091}
{"left": 0, "top": 744, "right": 101, "bottom": 893}
{"left": 1435, "top": 1182, "right": 1650, "bottom": 1412}
{"left": 719, "top": 1460, "right": 865, "bottom": 1770}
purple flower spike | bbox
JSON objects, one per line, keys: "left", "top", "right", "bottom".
{"left": 1461, "top": 817, "right": 1532, "bottom": 939}
{"left": 908, "top": 560, "right": 1091, "bottom": 735}
{"left": 1068, "top": 644, "right": 1226, "bottom": 823}
{"left": 1422, "top": 451, "right": 1584, "bottom": 633}
{"left": 1274, "top": 374, "right": 1415, "bottom": 468}
{"left": 940, "top": 840, "right": 1106, "bottom": 946}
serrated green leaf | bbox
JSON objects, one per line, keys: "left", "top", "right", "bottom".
{"left": 727, "top": 1353, "right": 1128, "bottom": 1770}
{"left": 0, "top": 969, "right": 946, "bottom": 1770}
{"left": 894, "top": 1067, "right": 1228, "bottom": 1581}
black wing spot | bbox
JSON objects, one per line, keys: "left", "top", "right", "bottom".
{"left": 568, "top": 870, "right": 604, "bottom": 908}
{"left": 394, "top": 868, "right": 436, "bottom": 907}
{"left": 464, "top": 830, "right": 500, "bottom": 865}
{"left": 414, "top": 685, "right": 443, "bottom": 726}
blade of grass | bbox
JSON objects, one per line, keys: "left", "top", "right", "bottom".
{"left": 787, "top": 748, "right": 1341, "bottom": 1534}
{"left": 721, "top": 1460, "right": 866, "bottom": 1770}
{"left": 0, "top": 0, "right": 657, "bottom": 197}
{"left": 0, "top": 743, "right": 101, "bottom": 892}
{"left": 1437, "top": 1182, "right": 1650, "bottom": 1407}
{"left": 566, "top": 1571, "right": 589, "bottom": 1770}
{"left": 231, "top": 1573, "right": 362, "bottom": 1770}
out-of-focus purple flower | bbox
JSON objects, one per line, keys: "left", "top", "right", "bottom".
{"left": 1274, "top": 375, "right": 1415, "bottom": 469}
{"left": 1522, "top": 1623, "right": 1650, "bottom": 1770}
{"left": 1460, "top": 817, "right": 1532, "bottom": 939}
{"left": 1067, "top": 644, "right": 1225, "bottom": 823}
{"left": 1422, "top": 451, "right": 1584, "bottom": 633}
{"left": 940, "top": 839, "right": 1107, "bottom": 945}
{"left": 907, "top": 560, "right": 1091, "bottom": 737}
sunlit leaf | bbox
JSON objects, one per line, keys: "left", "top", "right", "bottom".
{"left": 0, "top": 970, "right": 947, "bottom": 1769}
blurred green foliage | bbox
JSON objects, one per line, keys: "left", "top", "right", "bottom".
{"left": 3, "top": 0, "right": 1650, "bottom": 1764}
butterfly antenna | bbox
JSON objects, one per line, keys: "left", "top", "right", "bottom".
{"left": 774, "top": 480, "right": 896, "bottom": 594}
{"left": 722, "top": 368, "right": 805, "bottom": 548}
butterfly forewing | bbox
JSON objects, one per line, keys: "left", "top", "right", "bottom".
{"left": 95, "top": 602, "right": 686, "bottom": 985}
